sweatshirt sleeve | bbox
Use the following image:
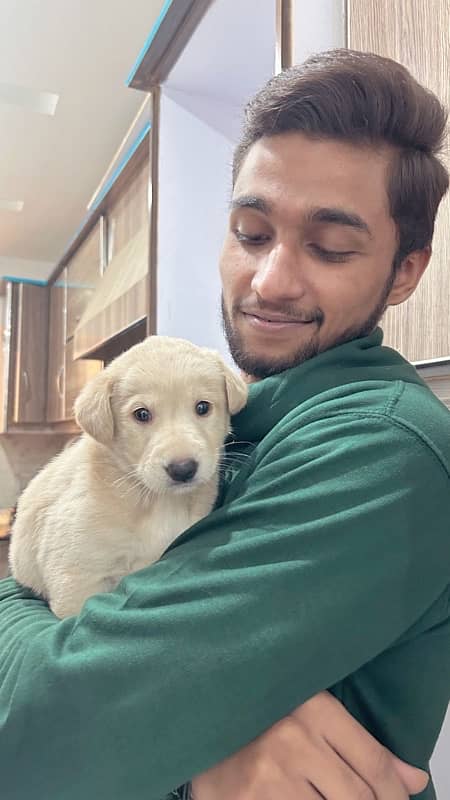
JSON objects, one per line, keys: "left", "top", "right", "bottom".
{"left": 0, "top": 412, "right": 448, "bottom": 800}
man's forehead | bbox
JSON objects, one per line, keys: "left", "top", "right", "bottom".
{"left": 232, "top": 134, "right": 392, "bottom": 224}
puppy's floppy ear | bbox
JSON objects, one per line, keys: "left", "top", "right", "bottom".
{"left": 74, "top": 369, "right": 115, "bottom": 444}
{"left": 221, "top": 361, "right": 248, "bottom": 415}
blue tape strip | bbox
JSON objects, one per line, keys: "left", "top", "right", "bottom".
{"left": 126, "top": 0, "right": 174, "bottom": 86}
{"left": 2, "top": 275, "right": 48, "bottom": 286}
{"left": 90, "top": 122, "right": 151, "bottom": 211}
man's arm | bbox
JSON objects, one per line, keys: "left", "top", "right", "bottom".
{"left": 0, "top": 414, "right": 448, "bottom": 800}
{"left": 191, "top": 692, "right": 430, "bottom": 799}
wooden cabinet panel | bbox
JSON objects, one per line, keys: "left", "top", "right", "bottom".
{"left": 64, "top": 339, "right": 102, "bottom": 421}
{"left": 73, "top": 149, "right": 150, "bottom": 359}
{"left": 66, "top": 220, "right": 103, "bottom": 340}
{"left": 0, "top": 282, "right": 12, "bottom": 433}
{"left": 107, "top": 158, "right": 149, "bottom": 262}
{"left": 46, "top": 281, "right": 66, "bottom": 422}
{"left": 347, "top": 0, "right": 450, "bottom": 362}
{"left": 11, "top": 283, "right": 49, "bottom": 424}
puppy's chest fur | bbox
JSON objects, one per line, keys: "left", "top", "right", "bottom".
{"left": 104, "top": 486, "right": 216, "bottom": 578}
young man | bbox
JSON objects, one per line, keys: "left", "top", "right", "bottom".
{"left": 0, "top": 50, "right": 448, "bottom": 800}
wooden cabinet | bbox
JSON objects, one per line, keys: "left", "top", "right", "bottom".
{"left": 46, "top": 272, "right": 102, "bottom": 424}
{"left": 72, "top": 144, "right": 150, "bottom": 359}
{"left": 46, "top": 280, "right": 66, "bottom": 422}
{"left": 66, "top": 220, "right": 104, "bottom": 340}
{"left": 347, "top": 0, "right": 450, "bottom": 362}
{"left": 10, "top": 282, "right": 49, "bottom": 425}
{"left": 64, "top": 339, "right": 101, "bottom": 419}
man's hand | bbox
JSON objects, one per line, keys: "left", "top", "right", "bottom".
{"left": 191, "top": 692, "right": 429, "bottom": 799}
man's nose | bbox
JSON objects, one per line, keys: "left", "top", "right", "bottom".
{"left": 250, "top": 242, "right": 306, "bottom": 302}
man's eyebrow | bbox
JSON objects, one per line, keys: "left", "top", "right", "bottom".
{"left": 230, "top": 197, "right": 373, "bottom": 238}
{"left": 230, "top": 195, "right": 272, "bottom": 215}
{"left": 308, "top": 207, "right": 372, "bottom": 237}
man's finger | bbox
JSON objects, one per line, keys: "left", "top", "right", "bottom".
{"left": 322, "top": 694, "right": 428, "bottom": 796}
{"left": 308, "top": 743, "right": 378, "bottom": 800}
{"left": 391, "top": 753, "right": 429, "bottom": 795}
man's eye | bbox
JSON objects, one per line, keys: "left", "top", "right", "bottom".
{"left": 233, "top": 228, "right": 270, "bottom": 246}
{"left": 310, "top": 244, "right": 356, "bottom": 263}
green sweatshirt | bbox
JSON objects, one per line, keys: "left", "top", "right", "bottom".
{"left": 0, "top": 328, "right": 449, "bottom": 800}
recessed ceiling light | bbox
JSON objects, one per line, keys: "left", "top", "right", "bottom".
{"left": 0, "top": 83, "right": 59, "bottom": 116}
{"left": 0, "top": 200, "right": 24, "bottom": 212}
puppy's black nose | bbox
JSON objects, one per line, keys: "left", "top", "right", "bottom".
{"left": 166, "top": 459, "right": 198, "bottom": 483}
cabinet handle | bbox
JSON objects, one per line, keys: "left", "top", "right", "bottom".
{"left": 56, "top": 365, "right": 65, "bottom": 399}
{"left": 22, "top": 369, "right": 31, "bottom": 403}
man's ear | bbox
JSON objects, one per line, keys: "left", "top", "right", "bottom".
{"left": 386, "top": 247, "right": 431, "bottom": 307}
{"left": 74, "top": 369, "right": 114, "bottom": 444}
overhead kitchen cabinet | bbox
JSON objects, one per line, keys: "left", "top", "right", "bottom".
{"left": 46, "top": 215, "right": 105, "bottom": 424}
{"left": 46, "top": 270, "right": 102, "bottom": 424}
{"left": 65, "top": 218, "right": 104, "bottom": 341}
{"left": 72, "top": 135, "right": 150, "bottom": 360}
{"left": 46, "top": 276, "right": 66, "bottom": 423}
{"left": 1, "top": 280, "right": 49, "bottom": 430}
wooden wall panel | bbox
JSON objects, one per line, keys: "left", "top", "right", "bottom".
{"left": 347, "top": 0, "right": 450, "bottom": 362}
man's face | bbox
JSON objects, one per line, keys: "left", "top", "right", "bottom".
{"left": 220, "top": 133, "right": 403, "bottom": 379}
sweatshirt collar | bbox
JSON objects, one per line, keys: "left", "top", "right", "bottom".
{"left": 230, "top": 328, "right": 425, "bottom": 443}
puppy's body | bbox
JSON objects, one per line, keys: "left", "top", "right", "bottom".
{"left": 9, "top": 337, "right": 247, "bottom": 618}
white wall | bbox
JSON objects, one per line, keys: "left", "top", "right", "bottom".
{"left": 431, "top": 706, "right": 449, "bottom": 797}
{"left": 156, "top": 90, "right": 233, "bottom": 359}
{"left": 293, "top": 0, "right": 346, "bottom": 63}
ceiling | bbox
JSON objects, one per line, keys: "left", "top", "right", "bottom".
{"left": 0, "top": 0, "right": 165, "bottom": 280}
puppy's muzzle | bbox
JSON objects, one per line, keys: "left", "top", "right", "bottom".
{"left": 165, "top": 459, "right": 199, "bottom": 483}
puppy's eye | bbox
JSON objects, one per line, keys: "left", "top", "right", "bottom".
{"left": 133, "top": 407, "right": 152, "bottom": 423}
{"left": 196, "top": 401, "right": 211, "bottom": 416}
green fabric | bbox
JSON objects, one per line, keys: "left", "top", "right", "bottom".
{"left": 0, "top": 328, "right": 449, "bottom": 800}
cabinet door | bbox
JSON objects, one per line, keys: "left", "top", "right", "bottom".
{"left": 0, "top": 281, "right": 12, "bottom": 432}
{"left": 11, "top": 283, "right": 49, "bottom": 424}
{"left": 46, "top": 281, "right": 66, "bottom": 422}
{"left": 347, "top": 0, "right": 450, "bottom": 361}
{"left": 64, "top": 339, "right": 102, "bottom": 421}
{"left": 66, "top": 220, "right": 103, "bottom": 341}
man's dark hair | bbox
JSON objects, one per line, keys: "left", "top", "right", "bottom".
{"left": 233, "top": 49, "right": 449, "bottom": 267}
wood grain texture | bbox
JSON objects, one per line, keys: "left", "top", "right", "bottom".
{"left": 107, "top": 158, "right": 149, "bottom": 262}
{"left": 64, "top": 340, "right": 102, "bottom": 420}
{"left": 66, "top": 221, "right": 102, "bottom": 340}
{"left": 73, "top": 154, "right": 150, "bottom": 358}
{"left": 46, "top": 283, "right": 66, "bottom": 422}
{"left": 12, "top": 284, "right": 49, "bottom": 424}
{"left": 347, "top": 0, "right": 450, "bottom": 361}
{"left": 73, "top": 276, "right": 147, "bottom": 359}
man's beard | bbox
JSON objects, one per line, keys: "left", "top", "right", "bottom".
{"left": 221, "top": 270, "right": 396, "bottom": 380}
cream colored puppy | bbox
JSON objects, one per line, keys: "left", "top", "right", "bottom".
{"left": 9, "top": 336, "right": 247, "bottom": 618}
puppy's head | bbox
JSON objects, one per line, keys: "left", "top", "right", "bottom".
{"left": 74, "top": 336, "right": 248, "bottom": 494}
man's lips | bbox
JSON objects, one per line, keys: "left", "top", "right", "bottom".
{"left": 241, "top": 310, "right": 315, "bottom": 325}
